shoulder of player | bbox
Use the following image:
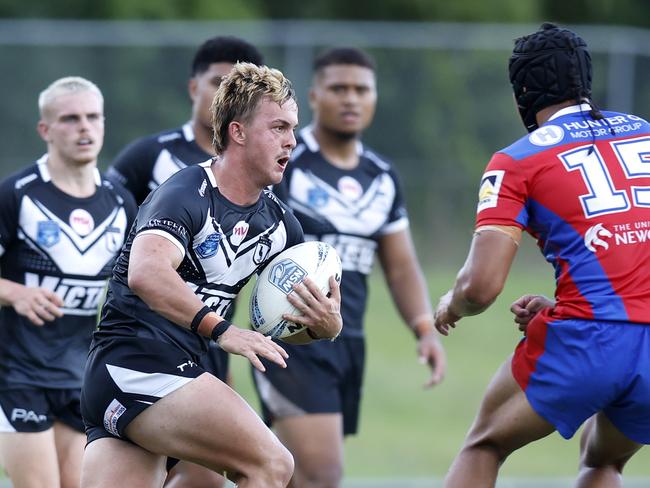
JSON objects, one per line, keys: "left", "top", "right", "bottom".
{"left": 98, "top": 173, "right": 138, "bottom": 206}
{"left": 0, "top": 161, "right": 45, "bottom": 195}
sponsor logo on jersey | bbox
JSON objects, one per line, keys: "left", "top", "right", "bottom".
{"left": 11, "top": 408, "right": 47, "bottom": 424}
{"left": 231, "top": 221, "right": 250, "bottom": 246}
{"left": 268, "top": 258, "right": 307, "bottom": 295}
{"left": 337, "top": 176, "right": 363, "bottom": 200}
{"left": 24, "top": 272, "right": 106, "bottom": 315}
{"left": 195, "top": 233, "right": 221, "bottom": 258}
{"left": 253, "top": 236, "right": 272, "bottom": 265}
{"left": 477, "top": 170, "right": 505, "bottom": 213}
{"left": 36, "top": 220, "right": 60, "bottom": 248}
{"left": 529, "top": 125, "right": 564, "bottom": 146}
{"left": 103, "top": 399, "right": 126, "bottom": 437}
{"left": 307, "top": 187, "right": 329, "bottom": 208}
{"left": 69, "top": 208, "right": 95, "bottom": 236}
{"left": 584, "top": 223, "right": 612, "bottom": 252}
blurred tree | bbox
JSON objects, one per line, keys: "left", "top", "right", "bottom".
{"left": 541, "top": 0, "right": 650, "bottom": 28}
{"left": 0, "top": 0, "right": 648, "bottom": 27}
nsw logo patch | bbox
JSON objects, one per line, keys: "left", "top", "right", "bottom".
{"left": 195, "top": 233, "right": 221, "bottom": 258}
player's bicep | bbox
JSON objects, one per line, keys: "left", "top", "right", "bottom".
{"left": 129, "top": 233, "right": 184, "bottom": 276}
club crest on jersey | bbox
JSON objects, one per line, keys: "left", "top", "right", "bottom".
{"left": 337, "top": 176, "right": 363, "bottom": 200}
{"left": 253, "top": 236, "right": 272, "bottom": 265}
{"left": 308, "top": 187, "right": 329, "bottom": 208}
{"left": 268, "top": 258, "right": 307, "bottom": 295}
{"left": 195, "top": 233, "right": 221, "bottom": 258}
{"left": 105, "top": 226, "right": 123, "bottom": 253}
{"left": 69, "top": 208, "right": 94, "bottom": 236}
{"left": 37, "top": 220, "right": 60, "bottom": 248}
{"left": 477, "top": 170, "right": 505, "bottom": 213}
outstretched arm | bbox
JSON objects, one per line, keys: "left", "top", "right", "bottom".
{"left": 434, "top": 226, "right": 521, "bottom": 336}
{"left": 378, "top": 229, "right": 446, "bottom": 388}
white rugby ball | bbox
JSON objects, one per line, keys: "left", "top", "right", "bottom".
{"left": 249, "top": 241, "right": 342, "bottom": 340}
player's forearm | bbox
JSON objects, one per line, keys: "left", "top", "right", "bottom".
{"left": 128, "top": 260, "right": 219, "bottom": 329}
{"left": 386, "top": 262, "right": 435, "bottom": 337}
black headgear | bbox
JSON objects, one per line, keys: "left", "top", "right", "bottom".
{"left": 509, "top": 22, "right": 592, "bottom": 132}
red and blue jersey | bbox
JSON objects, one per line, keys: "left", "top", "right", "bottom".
{"left": 476, "top": 104, "right": 650, "bottom": 323}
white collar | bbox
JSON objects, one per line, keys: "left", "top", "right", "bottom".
{"left": 548, "top": 103, "right": 592, "bottom": 121}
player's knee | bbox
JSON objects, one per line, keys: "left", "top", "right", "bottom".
{"left": 255, "top": 444, "right": 294, "bottom": 487}
{"left": 463, "top": 429, "right": 513, "bottom": 463}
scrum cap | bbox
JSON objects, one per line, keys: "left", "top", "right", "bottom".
{"left": 509, "top": 23, "right": 592, "bottom": 132}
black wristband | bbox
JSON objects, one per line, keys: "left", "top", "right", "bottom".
{"left": 210, "top": 319, "right": 232, "bottom": 342}
{"left": 190, "top": 305, "right": 212, "bottom": 333}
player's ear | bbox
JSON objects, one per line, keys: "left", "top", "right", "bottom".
{"left": 229, "top": 121, "right": 246, "bottom": 145}
{"left": 36, "top": 120, "right": 50, "bottom": 142}
{"left": 188, "top": 77, "right": 198, "bottom": 101}
{"left": 308, "top": 87, "right": 318, "bottom": 112}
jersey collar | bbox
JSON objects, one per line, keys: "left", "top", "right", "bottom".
{"left": 300, "top": 125, "right": 364, "bottom": 156}
{"left": 547, "top": 103, "right": 592, "bottom": 121}
{"left": 36, "top": 154, "right": 101, "bottom": 186}
{"left": 182, "top": 122, "right": 195, "bottom": 142}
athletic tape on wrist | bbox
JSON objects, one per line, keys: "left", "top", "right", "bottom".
{"left": 191, "top": 305, "right": 212, "bottom": 333}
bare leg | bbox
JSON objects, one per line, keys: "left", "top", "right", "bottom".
{"left": 575, "top": 413, "right": 642, "bottom": 488}
{"left": 0, "top": 429, "right": 60, "bottom": 488}
{"left": 274, "top": 414, "right": 344, "bottom": 488}
{"left": 445, "top": 356, "right": 556, "bottom": 488}
{"left": 113, "top": 373, "right": 292, "bottom": 488}
{"left": 165, "top": 461, "right": 227, "bottom": 488}
{"left": 81, "top": 437, "right": 167, "bottom": 488}
{"left": 53, "top": 421, "right": 86, "bottom": 488}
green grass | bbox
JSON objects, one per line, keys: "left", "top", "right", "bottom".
{"left": 229, "top": 250, "right": 650, "bottom": 479}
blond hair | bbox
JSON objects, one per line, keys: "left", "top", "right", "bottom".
{"left": 211, "top": 62, "right": 295, "bottom": 155}
{"left": 38, "top": 76, "right": 104, "bottom": 118}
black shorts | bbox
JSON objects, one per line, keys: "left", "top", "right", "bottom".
{"left": 81, "top": 337, "right": 207, "bottom": 445}
{"left": 253, "top": 336, "right": 365, "bottom": 435}
{"left": 0, "top": 387, "right": 83, "bottom": 433}
{"left": 203, "top": 342, "right": 229, "bottom": 382}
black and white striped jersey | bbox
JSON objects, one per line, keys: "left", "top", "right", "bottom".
{"left": 107, "top": 123, "right": 211, "bottom": 205}
{"left": 273, "top": 127, "right": 409, "bottom": 338}
{"left": 0, "top": 156, "right": 137, "bottom": 389}
{"left": 96, "top": 161, "right": 304, "bottom": 357}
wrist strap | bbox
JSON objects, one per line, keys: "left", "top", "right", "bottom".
{"left": 191, "top": 305, "right": 212, "bottom": 333}
{"left": 210, "top": 319, "right": 232, "bottom": 342}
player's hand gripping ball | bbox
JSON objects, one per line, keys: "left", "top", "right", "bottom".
{"left": 249, "top": 241, "right": 342, "bottom": 340}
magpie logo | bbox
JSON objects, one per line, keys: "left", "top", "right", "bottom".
{"left": 584, "top": 223, "right": 612, "bottom": 252}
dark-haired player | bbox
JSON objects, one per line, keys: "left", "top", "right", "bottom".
{"left": 107, "top": 37, "right": 264, "bottom": 487}
{"left": 0, "top": 77, "right": 136, "bottom": 488}
{"left": 80, "top": 63, "right": 343, "bottom": 487}
{"left": 434, "top": 23, "right": 650, "bottom": 487}
{"left": 254, "top": 47, "right": 447, "bottom": 487}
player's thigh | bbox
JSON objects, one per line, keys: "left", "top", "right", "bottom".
{"left": 53, "top": 421, "right": 85, "bottom": 488}
{"left": 81, "top": 437, "right": 166, "bottom": 488}
{"left": 466, "top": 356, "right": 556, "bottom": 456}
{"left": 165, "top": 461, "right": 226, "bottom": 488}
{"left": 0, "top": 429, "right": 60, "bottom": 488}
{"left": 580, "top": 412, "right": 643, "bottom": 469}
{"left": 274, "top": 413, "right": 344, "bottom": 472}
{"left": 126, "top": 372, "right": 290, "bottom": 475}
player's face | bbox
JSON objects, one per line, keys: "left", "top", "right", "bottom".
{"left": 38, "top": 90, "right": 104, "bottom": 166}
{"left": 190, "top": 62, "right": 235, "bottom": 132}
{"left": 242, "top": 96, "right": 298, "bottom": 188}
{"left": 310, "top": 64, "right": 377, "bottom": 138}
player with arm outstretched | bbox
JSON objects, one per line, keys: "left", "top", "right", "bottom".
{"left": 434, "top": 23, "right": 650, "bottom": 487}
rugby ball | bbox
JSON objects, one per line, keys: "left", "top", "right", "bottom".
{"left": 249, "top": 241, "right": 342, "bottom": 340}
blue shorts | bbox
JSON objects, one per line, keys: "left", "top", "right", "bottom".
{"left": 253, "top": 336, "right": 365, "bottom": 436}
{"left": 512, "top": 312, "right": 650, "bottom": 444}
{"left": 0, "top": 388, "right": 83, "bottom": 433}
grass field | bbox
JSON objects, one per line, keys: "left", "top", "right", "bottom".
{"left": 228, "top": 244, "right": 650, "bottom": 482}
